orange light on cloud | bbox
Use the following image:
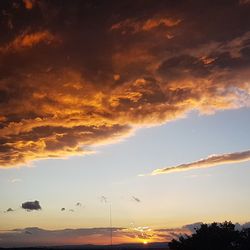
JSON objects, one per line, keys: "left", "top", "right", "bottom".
{"left": 0, "top": 0, "right": 250, "bottom": 168}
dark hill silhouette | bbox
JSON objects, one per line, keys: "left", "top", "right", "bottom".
{"left": 0, "top": 242, "right": 169, "bottom": 250}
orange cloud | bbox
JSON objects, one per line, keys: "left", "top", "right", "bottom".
{"left": 142, "top": 17, "right": 181, "bottom": 31}
{"left": 23, "top": 0, "right": 35, "bottom": 10}
{"left": 0, "top": 0, "right": 250, "bottom": 168}
{"left": 111, "top": 16, "right": 181, "bottom": 34}
{"left": 0, "top": 31, "right": 59, "bottom": 54}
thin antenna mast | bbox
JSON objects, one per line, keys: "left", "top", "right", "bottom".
{"left": 110, "top": 203, "right": 113, "bottom": 247}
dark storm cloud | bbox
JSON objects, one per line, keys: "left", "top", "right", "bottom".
{"left": 21, "top": 200, "right": 41, "bottom": 211}
{"left": 0, "top": 0, "right": 249, "bottom": 167}
{"left": 158, "top": 55, "right": 210, "bottom": 81}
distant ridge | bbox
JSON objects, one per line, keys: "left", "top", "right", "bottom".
{"left": 0, "top": 242, "right": 169, "bottom": 250}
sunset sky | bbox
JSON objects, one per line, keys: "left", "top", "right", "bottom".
{"left": 0, "top": 0, "right": 250, "bottom": 247}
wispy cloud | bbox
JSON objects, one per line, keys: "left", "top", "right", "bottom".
{"left": 9, "top": 178, "right": 22, "bottom": 183}
{"left": 148, "top": 150, "right": 250, "bottom": 175}
{"left": 0, "top": 30, "right": 59, "bottom": 54}
{"left": 131, "top": 196, "right": 141, "bottom": 203}
{"left": 110, "top": 16, "right": 181, "bottom": 33}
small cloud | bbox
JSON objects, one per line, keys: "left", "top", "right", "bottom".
{"left": 61, "top": 208, "right": 65, "bottom": 211}
{"left": 75, "top": 202, "right": 82, "bottom": 207}
{"left": 183, "top": 222, "right": 203, "bottom": 233}
{"left": 21, "top": 200, "right": 41, "bottom": 211}
{"left": 100, "top": 196, "right": 108, "bottom": 203}
{"left": 69, "top": 209, "right": 74, "bottom": 212}
{"left": 132, "top": 196, "right": 141, "bottom": 203}
{"left": 4, "top": 208, "right": 14, "bottom": 213}
{"left": 10, "top": 178, "right": 22, "bottom": 183}
{"left": 22, "top": 0, "right": 35, "bottom": 10}
{"left": 113, "top": 74, "right": 120, "bottom": 81}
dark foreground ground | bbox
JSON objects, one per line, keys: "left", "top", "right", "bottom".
{"left": 0, "top": 242, "right": 169, "bottom": 250}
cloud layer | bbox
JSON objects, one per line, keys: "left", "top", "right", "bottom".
{"left": 0, "top": 0, "right": 250, "bottom": 167}
{"left": 149, "top": 150, "right": 250, "bottom": 175}
{"left": 1, "top": 222, "right": 249, "bottom": 247}
{"left": 0, "top": 224, "right": 191, "bottom": 247}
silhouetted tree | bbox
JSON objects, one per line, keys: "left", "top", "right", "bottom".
{"left": 168, "top": 221, "right": 250, "bottom": 250}
{"left": 239, "top": 228, "right": 250, "bottom": 250}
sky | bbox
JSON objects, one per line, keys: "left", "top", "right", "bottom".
{"left": 0, "top": 0, "right": 250, "bottom": 247}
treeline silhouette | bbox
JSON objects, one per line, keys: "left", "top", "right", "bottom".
{"left": 169, "top": 221, "right": 250, "bottom": 250}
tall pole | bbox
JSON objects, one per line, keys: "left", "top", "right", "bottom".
{"left": 110, "top": 203, "right": 113, "bottom": 247}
